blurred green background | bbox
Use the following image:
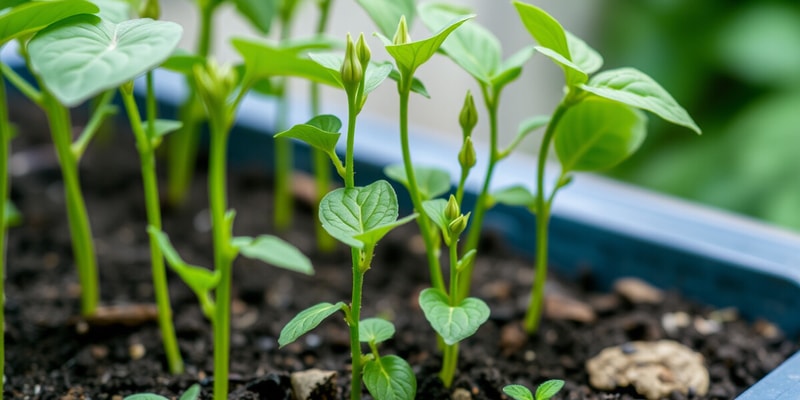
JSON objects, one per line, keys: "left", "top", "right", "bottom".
{"left": 596, "top": 0, "right": 800, "bottom": 231}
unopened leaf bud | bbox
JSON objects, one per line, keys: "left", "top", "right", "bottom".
{"left": 139, "top": 0, "right": 161, "bottom": 19}
{"left": 459, "top": 90, "right": 478, "bottom": 137}
{"left": 341, "top": 34, "right": 363, "bottom": 91}
{"left": 356, "top": 33, "right": 371, "bottom": 67}
{"left": 445, "top": 194, "right": 460, "bottom": 220}
{"left": 392, "top": 16, "right": 411, "bottom": 45}
{"left": 194, "top": 60, "right": 237, "bottom": 110}
{"left": 448, "top": 213, "right": 469, "bottom": 237}
{"left": 458, "top": 136, "right": 477, "bottom": 170}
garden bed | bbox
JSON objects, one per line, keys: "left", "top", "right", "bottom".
{"left": 4, "top": 100, "right": 797, "bottom": 399}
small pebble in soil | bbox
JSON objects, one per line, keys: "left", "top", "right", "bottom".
{"left": 586, "top": 340, "right": 709, "bottom": 400}
{"left": 693, "top": 317, "right": 722, "bottom": 335}
{"left": 614, "top": 277, "right": 664, "bottom": 304}
{"left": 290, "top": 369, "right": 338, "bottom": 400}
{"left": 128, "top": 343, "right": 146, "bottom": 360}
{"left": 453, "top": 387, "right": 472, "bottom": 400}
{"left": 662, "top": 311, "right": 691, "bottom": 335}
{"left": 545, "top": 293, "right": 596, "bottom": 323}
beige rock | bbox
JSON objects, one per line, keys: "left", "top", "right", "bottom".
{"left": 500, "top": 322, "right": 527, "bottom": 355}
{"left": 452, "top": 387, "right": 472, "bottom": 400}
{"left": 586, "top": 340, "right": 708, "bottom": 400}
{"left": 614, "top": 278, "right": 663, "bottom": 304}
{"left": 545, "top": 293, "right": 596, "bottom": 323}
{"left": 291, "top": 369, "right": 338, "bottom": 400}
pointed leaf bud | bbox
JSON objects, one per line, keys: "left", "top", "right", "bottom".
{"left": 458, "top": 136, "right": 477, "bottom": 170}
{"left": 139, "top": 0, "right": 161, "bottom": 19}
{"left": 392, "top": 16, "right": 411, "bottom": 45}
{"left": 448, "top": 213, "right": 469, "bottom": 238}
{"left": 356, "top": 33, "right": 371, "bottom": 68}
{"left": 341, "top": 33, "right": 363, "bottom": 92}
{"left": 445, "top": 194, "right": 460, "bottom": 221}
{"left": 459, "top": 90, "right": 478, "bottom": 138}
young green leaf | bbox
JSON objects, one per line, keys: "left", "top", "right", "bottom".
{"left": 319, "top": 180, "right": 406, "bottom": 248}
{"left": 28, "top": 15, "right": 182, "bottom": 107}
{"left": 356, "top": 0, "right": 415, "bottom": 38}
{"left": 92, "top": 0, "right": 130, "bottom": 23}
{"left": 490, "top": 185, "right": 537, "bottom": 212}
{"left": 275, "top": 115, "right": 342, "bottom": 156}
{"left": 161, "top": 50, "right": 206, "bottom": 75}
{"left": 359, "top": 318, "right": 395, "bottom": 344}
{"left": 418, "top": 288, "right": 490, "bottom": 345}
{"left": 554, "top": 97, "right": 647, "bottom": 172}
{"left": 579, "top": 67, "right": 701, "bottom": 133}
{"left": 536, "top": 379, "right": 565, "bottom": 400}
{"left": 363, "top": 355, "right": 417, "bottom": 400}
{"left": 456, "top": 249, "right": 476, "bottom": 272}
{"left": 232, "top": 0, "right": 275, "bottom": 35}
{"left": 418, "top": 3, "right": 499, "bottom": 85}
{"left": 279, "top": 302, "right": 346, "bottom": 347}
{"left": 566, "top": 31, "right": 602, "bottom": 76}
{"left": 4, "top": 199, "right": 21, "bottom": 228}
{"left": 513, "top": 1, "right": 586, "bottom": 86}
{"left": 231, "top": 235, "right": 314, "bottom": 275}
{"left": 385, "top": 15, "right": 473, "bottom": 77}
{"left": 491, "top": 46, "right": 537, "bottom": 90}
{"left": 352, "top": 214, "right": 417, "bottom": 247}
{"left": 0, "top": 0, "right": 99, "bottom": 45}
{"left": 148, "top": 119, "right": 183, "bottom": 140}
{"left": 501, "top": 114, "right": 550, "bottom": 157}
{"left": 502, "top": 385, "right": 533, "bottom": 400}
{"left": 148, "top": 227, "right": 220, "bottom": 292}
{"left": 123, "top": 394, "right": 169, "bottom": 400}
{"left": 387, "top": 68, "right": 431, "bottom": 98}
{"left": 421, "top": 198, "right": 449, "bottom": 233}
{"left": 384, "top": 164, "right": 451, "bottom": 200}
{"left": 232, "top": 38, "right": 340, "bottom": 90}
{"left": 178, "top": 384, "right": 201, "bottom": 400}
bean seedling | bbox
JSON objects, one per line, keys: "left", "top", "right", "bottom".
{"left": 504, "top": 380, "right": 565, "bottom": 400}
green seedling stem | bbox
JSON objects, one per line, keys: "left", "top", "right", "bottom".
{"left": 166, "top": 0, "right": 216, "bottom": 206}
{"left": 439, "top": 239, "right": 460, "bottom": 387}
{"left": 120, "top": 74, "right": 184, "bottom": 374}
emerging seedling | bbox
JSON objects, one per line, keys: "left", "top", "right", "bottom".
{"left": 276, "top": 34, "right": 417, "bottom": 400}
{"left": 124, "top": 383, "right": 201, "bottom": 400}
{"left": 512, "top": 2, "right": 700, "bottom": 333}
{"left": 504, "top": 380, "right": 565, "bottom": 400}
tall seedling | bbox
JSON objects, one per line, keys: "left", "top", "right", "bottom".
{"left": 512, "top": 2, "right": 701, "bottom": 333}
{"left": 276, "top": 35, "right": 417, "bottom": 400}
{"left": 150, "top": 60, "right": 314, "bottom": 400}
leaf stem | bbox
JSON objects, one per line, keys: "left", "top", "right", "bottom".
{"left": 439, "top": 241, "right": 460, "bottom": 387}
{"left": 208, "top": 110, "right": 233, "bottom": 400}
{"left": 523, "top": 102, "right": 569, "bottom": 333}
{"left": 397, "top": 80, "right": 445, "bottom": 291}
{"left": 72, "top": 89, "right": 116, "bottom": 159}
{"left": 120, "top": 77, "right": 184, "bottom": 374}
{"left": 459, "top": 86, "right": 499, "bottom": 300}
{"left": 42, "top": 92, "right": 99, "bottom": 316}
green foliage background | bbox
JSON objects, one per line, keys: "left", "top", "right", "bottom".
{"left": 598, "top": 0, "right": 800, "bottom": 231}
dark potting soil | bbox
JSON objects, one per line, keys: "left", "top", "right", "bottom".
{"left": 4, "top": 104, "right": 798, "bottom": 400}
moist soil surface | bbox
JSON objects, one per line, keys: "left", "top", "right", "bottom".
{"left": 4, "top": 104, "right": 798, "bottom": 400}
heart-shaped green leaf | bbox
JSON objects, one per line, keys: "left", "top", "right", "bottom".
{"left": 502, "top": 385, "right": 533, "bottom": 400}
{"left": 359, "top": 318, "right": 395, "bottom": 344}
{"left": 231, "top": 235, "right": 313, "bottom": 275}
{"left": 580, "top": 67, "right": 701, "bottom": 133}
{"left": 418, "top": 288, "right": 490, "bottom": 345}
{"left": 356, "top": 0, "right": 415, "bottom": 38}
{"left": 363, "top": 355, "right": 417, "bottom": 400}
{"left": 28, "top": 15, "right": 182, "bottom": 107}
{"left": 279, "top": 302, "right": 346, "bottom": 347}
{"left": 513, "top": 1, "right": 587, "bottom": 86}
{"left": 148, "top": 227, "right": 219, "bottom": 293}
{"left": 352, "top": 214, "right": 417, "bottom": 248}
{"left": 384, "top": 164, "right": 451, "bottom": 200}
{"left": 319, "top": 180, "right": 403, "bottom": 248}
{"left": 418, "top": 3, "right": 499, "bottom": 85}
{"left": 385, "top": 15, "right": 473, "bottom": 77}
{"left": 536, "top": 380, "right": 565, "bottom": 400}
{"left": 232, "top": 0, "right": 275, "bottom": 34}
{"left": 555, "top": 97, "right": 647, "bottom": 172}
{"left": 0, "top": 0, "right": 99, "bottom": 45}
{"left": 233, "top": 37, "right": 340, "bottom": 90}
{"left": 275, "top": 114, "right": 342, "bottom": 156}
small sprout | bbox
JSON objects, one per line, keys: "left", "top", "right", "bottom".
{"left": 392, "top": 15, "right": 411, "bottom": 45}
{"left": 503, "top": 379, "right": 565, "bottom": 400}
{"left": 458, "top": 136, "right": 477, "bottom": 170}
{"left": 459, "top": 90, "right": 478, "bottom": 137}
